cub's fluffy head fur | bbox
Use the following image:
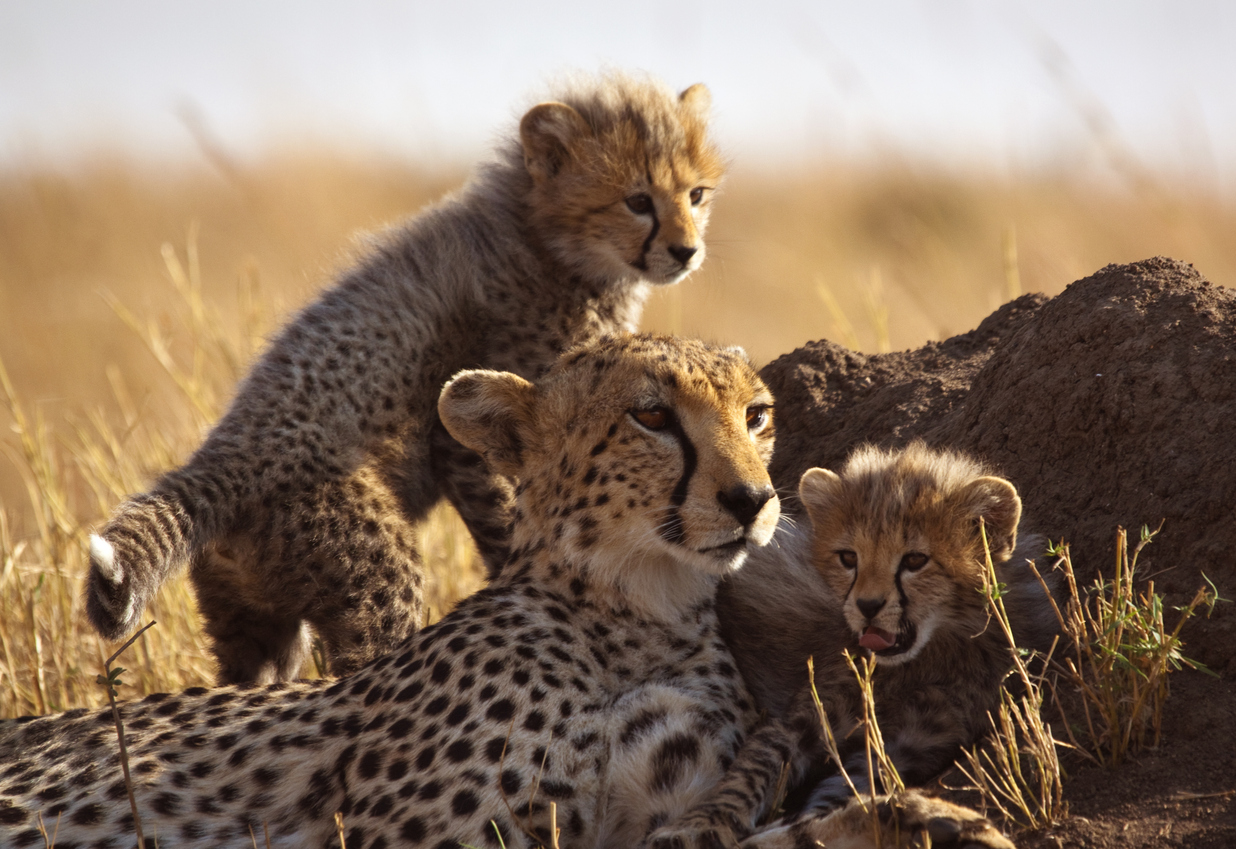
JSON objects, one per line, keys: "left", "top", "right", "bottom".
{"left": 798, "top": 442, "right": 1024, "bottom": 665}
{"left": 507, "top": 72, "right": 725, "bottom": 287}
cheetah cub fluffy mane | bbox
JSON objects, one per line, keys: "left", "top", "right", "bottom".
{"left": 0, "top": 340, "right": 1012, "bottom": 849}
{"left": 650, "top": 442, "right": 1053, "bottom": 849}
{"left": 85, "top": 72, "right": 725, "bottom": 684}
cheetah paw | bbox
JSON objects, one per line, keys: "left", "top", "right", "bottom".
{"left": 886, "top": 790, "right": 1015, "bottom": 849}
{"left": 735, "top": 791, "right": 1015, "bottom": 849}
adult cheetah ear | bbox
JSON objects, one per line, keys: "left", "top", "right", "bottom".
{"left": 955, "top": 476, "right": 1022, "bottom": 561}
{"left": 798, "top": 467, "right": 844, "bottom": 527}
{"left": 678, "top": 83, "right": 712, "bottom": 120}
{"left": 520, "top": 102, "right": 591, "bottom": 184}
{"left": 439, "top": 370, "right": 536, "bottom": 477}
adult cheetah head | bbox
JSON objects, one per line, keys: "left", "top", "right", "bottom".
{"left": 439, "top": 334, "right": 779, "bottom": 617}
{"left": 798, "top": 443, "right": 1022, "bottom": 665}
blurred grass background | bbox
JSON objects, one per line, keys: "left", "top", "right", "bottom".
{"left": 1, "top": 150, "right": 1233, "bottom": 716}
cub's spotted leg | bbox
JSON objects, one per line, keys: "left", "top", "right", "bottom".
{"left": 191, "top": 557, "right": 314, "bottom": 684}
{"left": 190, "top": 467, "right": 426, "bottom": 682}
{"left": 429, "top": 420, "right": 516, "bottom": 577}
{"left": 740, "top": 791, "right": 1016, "bottom": 849}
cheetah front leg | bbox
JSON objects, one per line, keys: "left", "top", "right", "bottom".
{"left": 739, "top": 790, "right": 1015, "bottom": 849}
{"left": 644, "top": 714, "right": 818, "bottom": 849}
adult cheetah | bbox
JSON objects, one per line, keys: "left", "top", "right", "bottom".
{"left": 86, "top": 72, "right": 725, "bottom": 684}
{"left": 0, "top": 339, "right": 1011, "bottom": 849}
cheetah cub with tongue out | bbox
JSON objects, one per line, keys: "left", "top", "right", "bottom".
{"left": 650, "top": 442, "right": 1055, "bottom": 848}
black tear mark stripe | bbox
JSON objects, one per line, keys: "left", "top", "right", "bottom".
{"left": 658, "top": 418, "right": 697, "bottom": 545}
{"left": 634, "top": 157, "right": 660, "bottom": 271}
{"left": 635, "top": 208, "right": 660, "bottom": 272}
{"left": 894, "top": 569, "right": 910, "bottom": 614}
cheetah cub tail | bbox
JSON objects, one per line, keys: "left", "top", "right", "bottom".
{"left": 86, "top": 489, "right": 201, "bottom": 640}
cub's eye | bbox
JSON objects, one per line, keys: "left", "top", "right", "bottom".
{"left": 746, "top": 404, "right": 772, "bottom": 431}
{"left": 689, "top": 187, "right": 706, "bottom": 205}
{"left": 837, "top": 550, "right": 858, "bottom": 570}
{"left": 625, "top": 193, "right": 654, "bottom": 215}
{"left": 631, "top": 406, "right": 671, "bottom": 430}
{"left": 900, "top": 552, "right": 930, "bottom": 572}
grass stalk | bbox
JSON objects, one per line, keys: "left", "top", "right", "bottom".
{"left": 97, "top": 619, "right": 157, "bottom": 849}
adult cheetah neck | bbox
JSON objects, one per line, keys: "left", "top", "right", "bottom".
{"left": 499, "top": 540, "right": 722, "bottom": 630}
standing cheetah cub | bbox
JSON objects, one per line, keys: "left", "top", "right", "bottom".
{"left": 651, "top": 443, "right": 1052, "bottom": 848}
{"left": 86, "top": 72, "right": 725, "bottom": 683}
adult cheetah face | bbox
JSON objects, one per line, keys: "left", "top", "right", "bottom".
{"left": 439, "top": 334, "right": 779, "bottom": 606}
{"left": 520, "top": 80, "right": 724, "bottom": 287}
{"left": 797, "top": 445, "right": 1022, "bottom": 666}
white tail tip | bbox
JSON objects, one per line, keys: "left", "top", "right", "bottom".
{"left": 89, "top": 534, "right": 122, "bottom": 583}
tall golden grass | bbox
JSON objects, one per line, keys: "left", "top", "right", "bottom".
{"left": 1, "top": 152, "right": 1233, "bottom": 717}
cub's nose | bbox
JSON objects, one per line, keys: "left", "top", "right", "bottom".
{"left": 716, "top": 483, "right": 774, "bottom": 527}
{"left": 856, "top": 597, "right": 886, "bottom": 621}
{"left": 668, "top": 245, "right": 698, "bottom": 266}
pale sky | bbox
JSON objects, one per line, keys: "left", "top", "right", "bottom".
{"left": 2, "top": 1, "right": 1234, "bottom": 186}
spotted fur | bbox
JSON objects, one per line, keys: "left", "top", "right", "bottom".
{"left": 3, "top": 335, "right": 787, "bottom": 849}
{"left": 84, "top": 72, "right": 726, "bottom": 684}
{"left": 649, "top": 443, "right": 1050, "bottom": 848}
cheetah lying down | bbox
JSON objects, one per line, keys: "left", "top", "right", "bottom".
{"left": 0, "top": 337, "right": 1012, "bottom": 848}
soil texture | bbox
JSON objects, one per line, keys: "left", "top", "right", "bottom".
{"left": 759, "top": 257, "right": 1236, "bottom": 847}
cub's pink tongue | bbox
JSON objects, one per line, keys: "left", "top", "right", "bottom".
{"left": 859, "top": 626, "right": 897, "bottom": 651}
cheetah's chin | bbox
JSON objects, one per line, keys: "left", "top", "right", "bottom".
{"left": 692, "top": 538, "right": 753, "bottom": 575}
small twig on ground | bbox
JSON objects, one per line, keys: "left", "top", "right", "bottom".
{"left": 97, "top": 619, "right": 157, "bottom": 849}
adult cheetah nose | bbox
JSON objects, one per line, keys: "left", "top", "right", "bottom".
{"left": 856, "top": 597, "right": 886, "bottom": 620}
{"left": 716, "top": 483, "right": 774, "bottom": 527}
{"left": 668, "top": 244, "right": 698, "bottom": 266}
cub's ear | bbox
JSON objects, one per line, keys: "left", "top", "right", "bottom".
{"left": 956, "top": 475, "right": 1022, "bottom": 560}
{"left": 520, "top": 101, "right": 591, "bottom": 184}
{"left": 798, "top": 467, "right": 843, "bottom": 526}
{"left": 678, "top": 83, "right": 711, "bottom": 119}
{"left": 438, "top": 370, "right": 536, "bottom": 477}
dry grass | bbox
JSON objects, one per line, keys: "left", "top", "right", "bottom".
{"left": 0, "top": 152, "right": 1233, "bottom": 718}
{"left": 956, "top": 529, "right": 1067, "bottom": 831}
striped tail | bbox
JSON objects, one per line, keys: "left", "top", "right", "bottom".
{"left": 85, "top": 481, "right": 214, "bottom": 641}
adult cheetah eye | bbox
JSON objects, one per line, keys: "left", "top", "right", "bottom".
{"left": 625, "top": 193, "right": 654, "bottom": 215}
{"left": 689, "top": 187, "right": 706, "bottom": 205}
{"left": 837, "top": 550, "right": 858, "bottom": 570}
{"left": 900, "top": 552, "right": 930, "bottom": 572}
{"left": 631, "top": 406, "right": 671, "bottom": 431}
{"left": 746, "top": 404, "right": 772, "bottom": 431}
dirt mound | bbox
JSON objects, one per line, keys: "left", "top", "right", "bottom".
{"left": 760, "top": 257, "right": 1236, "bottom": 847}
